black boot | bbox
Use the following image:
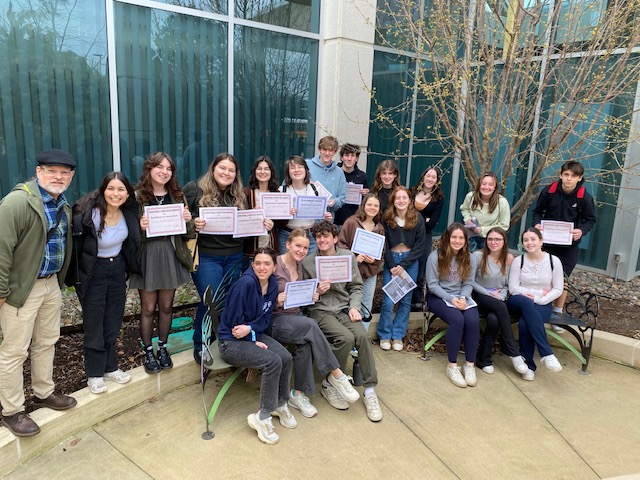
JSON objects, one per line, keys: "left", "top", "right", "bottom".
{"left": 157, "top": 345, "right": 173, "bottom": 369}
{"left": 144, "top": 348, "right": 161, "bottom": 374}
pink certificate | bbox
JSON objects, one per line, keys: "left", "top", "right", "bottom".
{"left": 315, "top": 255, "right": 353, "bottom": 283}
{"left": 233, "top": 209, "right": 267, "bottom": 238}
{"left": 144, "top": 204, "right": 186, "bottom": 238}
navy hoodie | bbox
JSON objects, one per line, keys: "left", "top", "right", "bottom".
{"left": 217, "top": 267, "right": 279, "bottom": 341}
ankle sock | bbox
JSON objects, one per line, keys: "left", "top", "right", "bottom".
{"left": 364, "top": 387, "right": 374, "bottom": 396}
{"left": 552, "top": 307, "right": 563, "bottom": 313}
{"left": 145, "top": 345, "right": 153, "bottom": 353}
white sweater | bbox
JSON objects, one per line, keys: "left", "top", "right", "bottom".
{"left": 508, "top": 253, "right": 564, "bottom": 305}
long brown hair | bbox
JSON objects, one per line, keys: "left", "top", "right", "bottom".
{"left": 437, "top": 223, "right": 472, "bottom": 280}
{"left": 383, "top": 186, "right": 418, "bottom": 229}
{"left": 354, "top": 193, "right": 381, "bottom": 223}
{"left": 412, "top": 166, "right": 444, "bottom": 203}
{"left": 479, "top": 227, "right": 509, "bottom": 277}
{"left": 198, "top": 152, "right": 245, "bottom": 208}
{"left": 136, "top": 152, "right": 184, "bottom": 204}
{"left": 371, "top": 159, "right": 400, "bottom": 193}
{"left": 470, "top": 172, "right": 500, "bottom": 213}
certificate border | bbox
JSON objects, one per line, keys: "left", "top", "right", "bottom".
{"left": 295, "top": 195, "right": 328, "bottom": 219}
{"left": 199, "top": 206, "right": 237, "bottom": 235}
{"left": 283, "top": 279, "right": 318, "bottom": 309}
{"left": 351, "top": 228, "right": 385, "bottom": 260}
{"left": 315, "top": 255, "right": 353, "bottom": 283}
{"left": 144, "top": 204, "right": 187, "bottom": 238}
{"left": 260, "top": 192, "right": 293, "bottom": 220}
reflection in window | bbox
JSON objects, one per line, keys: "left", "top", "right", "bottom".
{"left": 0, "top": 0, "right": 110, "bottom": 201}
{"left": 234, "top": 26, "right": 317, "bottom": 178}
{"left": 554, "top": 0, "right": 606, "bottom": 45}
{"left": 114, "top": 4, "right": 228, "bottom": 184}
{"left": 235, "top": 0, "right": 319, "bottom": 33}
{"left": 153, "top": 0, "right": 227, "bottom": 16}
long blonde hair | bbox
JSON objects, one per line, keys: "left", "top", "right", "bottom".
{"left": 198, "top": 152, "right": 246, "bottom": 209}
{"left": 383, "top": 186, "right": 419, "bottom": 229}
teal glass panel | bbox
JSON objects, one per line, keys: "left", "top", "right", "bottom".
{"left": 152, "top": 0, "right": 227, "bottom": 15}
{"left": 554, "top": 0, "right": 606, "bottom": 45}
{"left": 114, "top": 3, "right": 228, "bottom": 185}
{"left": 235, "top": 0, "right": 320, "bottom": 33}
{"left": 0, "top": 1, "right": 111, "bottom": 201}
{"left": 233, "top": 25, "right": 318, "bottom": 182}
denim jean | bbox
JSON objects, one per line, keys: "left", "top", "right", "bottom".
{"left": 278, "top": 228, "right": 316, "bottom": 257}
{"left": 377, "top": 252, "right": 419, "bottom": 340}
{"left": 427, "top": 294, "right": 480, "bottom": 363}
{"left": 360, "top": 275, "right": 377, "bottom": 332}
{"left": 191, "top": 250, "right": 243, "bottom": 351}
{"left": 507, "top": 295, "right": 553, "bottom": 371}
{"left": 219, "top": 335, "right": 292, "bottom": 413}
{"left": 270, "top": 313, "right": 340, "bottom": 395}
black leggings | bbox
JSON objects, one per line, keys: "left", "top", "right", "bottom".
{"left": 472, "top": 292, "right": 519, "bottom": 367}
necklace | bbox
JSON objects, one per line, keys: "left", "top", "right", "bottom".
{"left": 154, "top": 194, "right": 165, "bottom": 205}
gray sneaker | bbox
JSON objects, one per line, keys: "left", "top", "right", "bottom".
{"left": 104, "top": 369, "right": 131, "bottom": 384}
{"left": 321, "top": 383, "right": 349, "bottom": 410}
{"left": 247, "top": 413, "right": 279, "bottom": 445}
{"left": 87, "top": 377, "right": 107, "bottom": 394}
{"left": 271, "top": 404, "right": 297, "bottom": 429}
{"left": 288, "top": 393, "right": 318, "bottom": 418}
{"left": 363, "top": 392, "right": 382, "bottom": 422}
{"left": 327, "top": 374, "right": 360, "bottom": 403}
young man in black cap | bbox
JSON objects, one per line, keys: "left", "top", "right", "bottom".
{"left": 0, "top": 149, "right": 78, "bottom": 436}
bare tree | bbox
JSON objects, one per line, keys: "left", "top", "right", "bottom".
{"left": 373, "top": 0, "right": 640, "bottom": 222}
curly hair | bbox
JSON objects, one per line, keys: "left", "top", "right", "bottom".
{"left": 135, "top": 152, "right": 184, "bottom": 204}
{"left": 354, "top": 193, "right": 381, "bottom": 223}
{"left": 412, "top": 166, "right": 444, "bottom": 203}
{"left": 247, "top": 155, "right": 279, "bottom": 191}
{"left": 437, "top": 223, "right": 472, "bottom": 281}
{"left": 198, "top": 152, "right": 246, "bottom": 209}
{"left": 383, "top": 186, "right": 419, "bottom": 229}
{"left": 470, "top": 172, "right": 500, "bottom": 213}
{"left": 371, "top": 159, "right": 400, "bottom": 194}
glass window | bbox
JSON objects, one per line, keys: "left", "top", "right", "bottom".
{"left": 153, "top": 0, "right": 227, "bottom": 16}
{"left": 0, "top": 0, "right": 111, "bottom": 201}
{"left": 114, "top": 3, "right": 228, "bottom": 185}
{"left": 554, "top": 0, "right": 606, "bottom": 46}
{"left": 233, "top": 25, "right": 318, "bottom": 180}
{"left": 235, "top": 0, "right": 320, "bottom": 33}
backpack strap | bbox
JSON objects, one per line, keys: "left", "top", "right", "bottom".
{"left": 521, "top": 253, "right": 554, "bottom": 271}
{"left": 309, "top": 183, "right": 319, "bottom": 196}
{"left": 46, "top": 207, "right": 64, "bottom": 244}
{"left": 549, "top": 181, "right": 559, "bottom": 194}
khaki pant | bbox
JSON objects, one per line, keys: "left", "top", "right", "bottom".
{"left": 0, "top": 277, "right": 61, "bottom": 415}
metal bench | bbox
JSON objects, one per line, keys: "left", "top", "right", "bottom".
{"left": 421, "top": 280, "right": 599, "bottom": 374}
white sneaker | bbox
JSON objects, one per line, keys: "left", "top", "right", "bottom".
{"left": 247, "top": 413, "right": 279, "bottom": 444}
{"left": 271, "top": 403, "right": 297, "bottom": 429}
{"left": 363, "top": 392, "right": 382, "bottom": 422}
{"left": 379, "top": 339, "right": 391, "bottom": 351}
{"left": 104, "top": 369, "right": 131, "bottom": 384}
{"left": 463, "top": 364, "right": 477, "bottom": 387}
{"left": 321, "top": 384, "right": 349, "bottom": 410}
{"left": 446, "top": 366, "right": 467, "bottom": 388}
{"left": 392, "top": 339, "right": 403, "bottom": 351}
{"left": 522, "top": 369, "right": 535, "bottom": 381}
{"left": 551, "top": 325, "right": 566, "bottom": 334}
{"left": 288, "top": 393, "right": 318, "bottom": 418}
{"left": 87, "top": 377, "right": 107, "bottom": 394}
{"left": 481, "top": 365, "right": 494, "bottom": 374}
{"left": 540, "top": 354, "right": 563, "bottom": 372}
{"left": 510, "top": 356, "right": 529, "bottom": 374}
{"left": 327, "top": 374, "right": 360, "bottom": 403}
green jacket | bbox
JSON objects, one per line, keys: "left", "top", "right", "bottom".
{"left": 302, "top": 247, "right": 363, "bottom": 315}
{"left": 0, "top": 180, "right": 72, "bottom": 308}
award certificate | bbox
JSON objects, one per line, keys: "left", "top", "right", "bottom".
{"left": 234, "top": 209, "right": 267, "bottom": 238}
{"left": 315, "top": 255, "right": 353, "bottom": 283}
{"left": 345, "top": 183, "right": 363, "bottom": 205}
{"left": 144, "top": 204, "right": 186, "bottom": 238}
{"left": 351, "top": 228, "right": 385, "bottom": 260}
{"left": 283, "top": 279, "right": 318, "bottom": 309}
{"left": 261, "top": 193, "right": 293, "bottom": 219}
{"left": 541, "top": 220, "right": 574, "bottom": 246}
{"left": 295, "top": 195, "right": 327, "bottom": 219}
{"left": 312, "top": 181, "right": 332, "bottom": 199}
{"left": 199, "top": 207, "right": 236, "bottom": 235}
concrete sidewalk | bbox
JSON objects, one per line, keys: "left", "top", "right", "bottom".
{"left": 3, "top": 346, "right": 640, "bottom": 480}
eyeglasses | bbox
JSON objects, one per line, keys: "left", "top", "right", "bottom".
{"left": 39, "top": 166, "right": 72, "bottom": 178}
{"left": 486, "top": 238, "right": 504, "bottom": 243}
{"left": 255, "top": 167, "right": 271, "bottom": 172}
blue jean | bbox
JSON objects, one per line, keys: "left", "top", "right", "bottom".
{"left": 361, "top": 275, "right": 377, "bottom": 332}
{"left": 191, "top": 250, "right": 243, "bottom": 351}
{"left": 270, "top": 313, "right": 340, "bottom": 395}
{"left": 219, "top": 335, "right": 291, "bottom": 413}
{"left": 427, "top": 294, "right": 480, "bottom": 363}
{"left": 278, "top": 228, "right": 316, "bottom": 256}
{"left": 377, "top": 252, "right": 419, "bottom": 340}
{"left": 507, "top": 295, "right": 553, "bottom": 371}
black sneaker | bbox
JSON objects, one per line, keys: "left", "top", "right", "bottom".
{"left": 157, "top": 346, "right": 173, "bottom": 369}
{"left": 144, "top": 349, "right": 161, "bottom": 374}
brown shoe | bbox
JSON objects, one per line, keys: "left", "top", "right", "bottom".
{"left": 33, "top": 392, "right": 77, "bottom": 411}
{"left": 2, "top": 412, "right": 41, "bottom": 437}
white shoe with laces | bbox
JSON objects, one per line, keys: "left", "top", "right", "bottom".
{"left": 481, "top": 365, "right": 494, "bottom": 374}
{"left": 87, "top": 377, "right": 107, "bottom": 394}
{"left": 446, "top": 366, "right": 467, "bottom": 388}
{"left": 379, "top": 339, "right": 391, "bottom": 351}
{"left": 540, "top": 354, "right": 563, "bottom": 372}
{"left": 551, "top": 325, "right": 566, "bottom": 334}
{"left": 522, "top": 369, "right": 535, "bottom": 381}
{"left": 104, "top": 369, "right": 131, "bottom": 384}
{"left": 463, "top": 364, "right": 478, "bottom": 386}
{"left": 321, "top": 384, "right": 349, "bottom": 410}
{"left": 327, "top": 374, "right": 360, "bottom": 403}
{"left": 247, "top": 413, "right": 279, "bottom": 444}
{"left": 288, "top": 393, "right": 318, "bottom": 418}
{"left": 511, "top": 356, "right": 529, "bottom": 374}
{"left": 363, "top": 392, "right": 382, "bottom": 422}
{"left": 271, "top": 403, "right": 297, "bottom": 429}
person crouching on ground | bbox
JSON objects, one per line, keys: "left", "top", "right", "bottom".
{"left": 426, "top": 223, "right": 480, "bottom": 388}
{"left": 271, "top": 228, "right": 359, "bottom": 418}
{"left": 302, "top": 221, "right": 382, "bottom": 422}
{"left": 218, "top": 248, "right": 295, "bottom": 445}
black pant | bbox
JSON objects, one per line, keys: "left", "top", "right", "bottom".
{"left": 472, "top": 292, "right": 519, "bottom": 367}
{"left": 82, "top": 255, "right": 127, "bottom": 377}
{"left": 412, "top": 233, "right": 433, "bottom": 305}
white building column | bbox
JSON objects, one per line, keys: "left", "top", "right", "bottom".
{"left": 315, "top": 0, "right": 376, "bottom": 167}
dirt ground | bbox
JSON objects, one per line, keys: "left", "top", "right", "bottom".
{"left": 11, "top": 294, "right": 640, "bottom": 409}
